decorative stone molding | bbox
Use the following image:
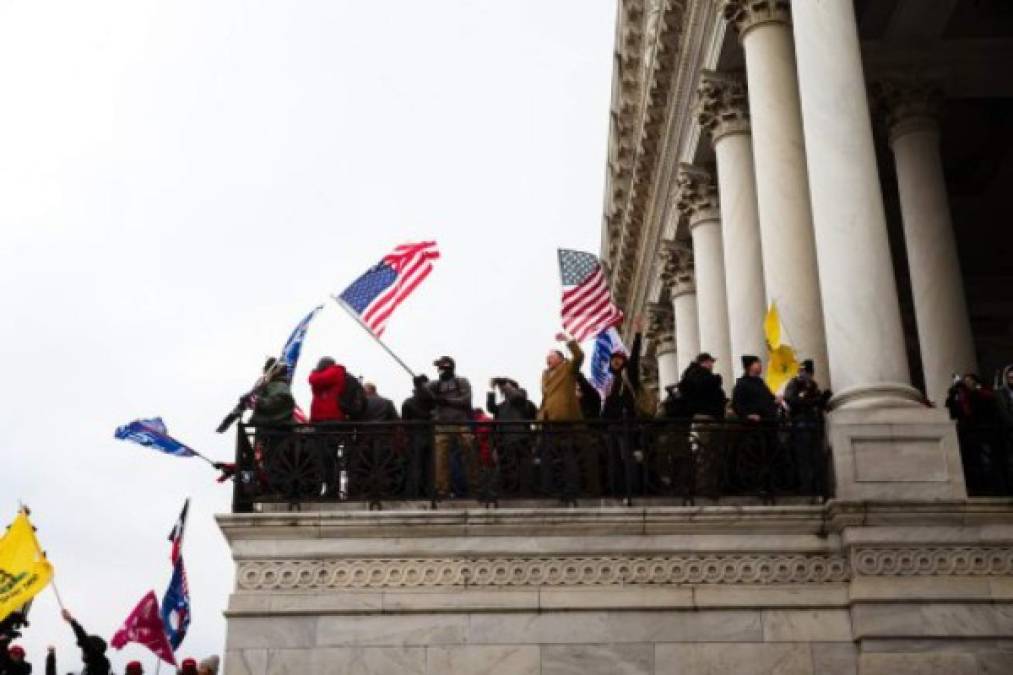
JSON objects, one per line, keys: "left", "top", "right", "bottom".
{"left": 675, "top": 164, "right": 720, "bottom": 229}
{"left": 604, "top": 0, "right": 690, "bottom": 308}
{"left": 721, "top": 0, "right": 791, "bottom": 38}
{"left": 851, "top": 546, "right": 1013, "bottom": 577}
{"left": 696, "top": 70, "right": 750, "bottom": 143}
{"left": 870, "top": 79, "right": 945, "bottom": 143}
{"left": 236, "top": 553, "right": 850, "bottom": 591}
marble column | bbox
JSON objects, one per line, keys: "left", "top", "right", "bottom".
{"left": 656, "top": 337, "right": 679, "bottom": 391}
{"left": 790, "top": 0, "right": 921, "bottom": 408}
{"left": 697, "top": 71, "right": 767, "bottom": 368}
{"left": 877, "top": 81, "right": 977, "bottom": 406}
{"left": 722, "top": 0, "right": 830, "bottom": 388}
{"left": 671, "top": 268, "right": 700, "bottom": 378}
{"left": 677, "top": 165, "right": 733, "bottom": 386}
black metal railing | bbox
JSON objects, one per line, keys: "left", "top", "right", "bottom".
{"left": 955, "top": 424, "right": 1013, "bottom": 496}
{"left": 231, "top": 419, "right": 830, "bottom": 511}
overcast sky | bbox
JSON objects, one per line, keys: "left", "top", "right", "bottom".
{"left": 0, "top": 0, "right": 615, "bottom": 670}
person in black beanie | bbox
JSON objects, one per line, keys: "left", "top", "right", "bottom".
{"left": 731, "top": 355, "right": 779, "bottom": 421}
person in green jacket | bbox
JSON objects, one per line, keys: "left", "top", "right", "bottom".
{"left": 248, "top": 358, "right": 295, "bottom": 427}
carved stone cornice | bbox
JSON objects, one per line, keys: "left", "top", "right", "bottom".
{"left": 721, "top": 0, "right": 791, "bottom": 39}
{"left": 675, "top": 164, "right": 720, "bottom": 228}
{"left": 870, "top": 79, "right": 945, "bottom": 143}
{"left": 604, "top": 0, "right": 690, "bottom": 309}
{"left": 696, "top": 70, "right": 750, "bottom": 143}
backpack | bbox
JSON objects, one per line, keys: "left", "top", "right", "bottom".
{"left": 340, "top": 375, "right": 368, "bottom": 420}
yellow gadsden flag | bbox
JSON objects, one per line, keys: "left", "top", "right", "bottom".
{"left": 0, "top": 510, "right": 54, "bottom": 622}
{"left": 764, "top": 303, "right": 800, "bottom": 395}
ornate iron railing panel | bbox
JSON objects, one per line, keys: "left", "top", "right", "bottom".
{"left": 232, "top": 419, "right": 830, "bottom": 512}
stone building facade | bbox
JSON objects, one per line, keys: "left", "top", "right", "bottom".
{"left": 218, "top": 1, "right": 1013, "bottom": 673}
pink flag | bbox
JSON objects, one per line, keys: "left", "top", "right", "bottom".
{"left": 110, "top": 591, "right": 177, "bottom": 666}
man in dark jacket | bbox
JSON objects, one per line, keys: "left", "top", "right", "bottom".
{"left": 732, "top": 356, "right": 779, "bottom": 421}
{"left": 419, "top": 356, "right": 474, "bottom": 498}
{"left": 486, "top": 379, "right": 537, "bottom": 421}
{"left": 677, "top": 353, "right": 727, "bottom": 498}
{"left": 783, "top": 359, "right": 829, "bottom": 497}
{"left": 362, "top": 383, "right": 400, "bottom": 421}
{"left": 677, "top": 353, "right": 726, "bottom": 419}
{"left": 60, "top": 609, "right": 110, "bottom": 675}
{"left": 602, "top": 326, "right": 643, "bottom": 501}
{"left": 401, "top": 375, "right": 435, "bottom": 498}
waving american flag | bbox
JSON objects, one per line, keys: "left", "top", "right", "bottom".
{"left": 558, "top": 249, "right": 624, "bottom": 342}
{"left": 336, "top": 241, "right": 440, "bottom": 337}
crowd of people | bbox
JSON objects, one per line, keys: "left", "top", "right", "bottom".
{"left": 945, "top": 366, "right": 1013, "bottom": 494}
{"left": 0, "top": 610, "right": 219, "bottom": 675}
{"left": 239, "top": 320, "right": 837, "bottom": 501}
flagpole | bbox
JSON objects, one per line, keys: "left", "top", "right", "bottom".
{"left": 330, "top": 296, "right": 416, "bottom": 378}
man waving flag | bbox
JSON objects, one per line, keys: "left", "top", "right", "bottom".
{"left": 558, "top": 249, "right": 624, "bottom": 343}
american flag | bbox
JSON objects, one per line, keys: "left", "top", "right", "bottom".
{"left": 337, "top": 241, "right": 440, "bottom": 337}
{"left": 558, "top": 249, "right": 624, "bottom": 342}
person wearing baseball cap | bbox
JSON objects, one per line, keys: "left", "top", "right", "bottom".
{"left": 422, "top": 355, "right": 474, "bottom": 498}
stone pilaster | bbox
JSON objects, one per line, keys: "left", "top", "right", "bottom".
{"left": 676, "top": 165, "right": 733, "bottom": 387}
{"left": 875, "top": 80, "right": 977, "bottom": 406}
{"left": 720, "top": 0, "right": 830, "bottom": 390}
{"left": 697, "top": 71, "right": 768, "bottom": 371}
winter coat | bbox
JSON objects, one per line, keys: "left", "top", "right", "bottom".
{"left": 539, "top": 341, "right": 584, "bottom": 422}
{"left": 677, "top": 363, "right": 726, "bottom": 418}
{"left": 732, "top": 375, "right": 778, "bottom": 421}
{"left": 70, "top": 620, "right": 110, "bottom": 675}
{"left": 784, "top": 376, "right": 827, "bottom": 421}
{"left": 576, "top": 373, "right": 602, "bottom": 420}
{"left": 486, "top": 384, "right": 537, "bottom": 421}
{"left": 602, "top": 333, "right": 642, "bottom": 420}
{"left": 363, "top": 394, "right": 400, "bottom": 422}
{"left": 248, "top": 379, "right": 295, "bottom": 427}
{"left": 424, "top": 374, "right": 474, "bottom": 424}
{"left": 402, "top": 389, "right": 436, "bottom": 422}
{"left": 308, "top": 365, "right": 347, "bottom": 422}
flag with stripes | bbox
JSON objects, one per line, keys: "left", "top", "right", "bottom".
{"left": 558, "top": 249, "right": 624, "bottom": 342}
{"left": 336, "top": 241, "right": 440, "bottom": 337}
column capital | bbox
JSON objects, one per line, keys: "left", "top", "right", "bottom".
{"left": 721, "top": 0, "right": 791, "bottom": 39}
{"left": 672, "top": 266, "right": 696, "bottom": 298}
{"left": 872, "top": 79, "right": 944, "bottom": 144}
{"left": 646, "top": 301, "right": 675, "bottom": 345}
{"left": 675, "top": 164, "right": 720, "bottom": 229}
{"left": 697, "top": 70, "right": 751, "bottom": 144}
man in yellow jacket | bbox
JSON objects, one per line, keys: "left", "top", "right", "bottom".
{"left": 539, "top": 332, "right": 585, "bottom": 421}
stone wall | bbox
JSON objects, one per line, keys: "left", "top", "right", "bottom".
{"left": 218, "top": 501, "right": 1013, "bottom": 674}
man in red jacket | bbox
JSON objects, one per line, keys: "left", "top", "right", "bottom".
{"left": 309, "top": 357, "right": 347, "bottom": 422}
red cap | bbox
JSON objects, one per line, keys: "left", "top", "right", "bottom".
{"left": 182, "top": 658, "right": 198, "bottom": 667}
{"left": 8, "top": 645, "right": 25, "bottom": 658}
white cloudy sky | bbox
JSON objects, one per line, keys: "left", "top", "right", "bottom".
{"left": 0, "top": 0, "right": 614, "bottom": 670}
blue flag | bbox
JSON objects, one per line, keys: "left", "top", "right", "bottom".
{"left": 161, "top": 556, "right": 191, "bottom": 650}
{"left": 279, "top": 305, "right": 323, "bottom": 380}
{"left": 591, "top": 326, "right": 626, "bottom": 398}
{"left": 114, "top": 418, "right": 196, "bottom": 458}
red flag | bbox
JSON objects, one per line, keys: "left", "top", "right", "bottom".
{"left": 110, "top": 591, "right": 177, "bottom": 666}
